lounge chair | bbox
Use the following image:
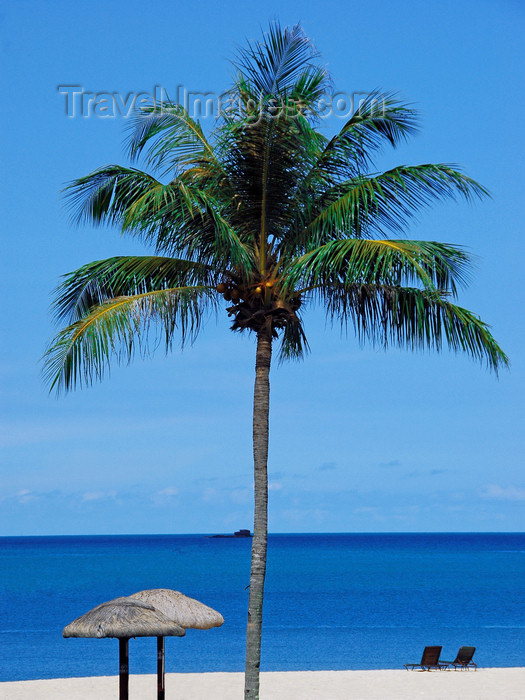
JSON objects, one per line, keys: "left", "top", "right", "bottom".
{"left": 442, "top": 646, "right": 477, "bottom": 670}
{"left": 404, "top": 646, "right": 445, "bottom": 671}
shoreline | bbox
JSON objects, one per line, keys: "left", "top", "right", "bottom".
{"left": 2, "top": 668, "right": 525, "bottom": 699}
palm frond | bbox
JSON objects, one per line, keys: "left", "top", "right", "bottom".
{"left": 53, "top": 256, "right": 217, "bottom": 324}
{"left": 187, "top": 189, "right": 257, "bottom": 270}
{"left": 301, "top": 163, "right": 489, "bottom": 242}
{"left": 64, "top": 166, "right": 163, "bottom": 227}
{"left": 65, "top": 166, "right": 255, "bottom": 271}
{"left": 136, "top": 182, "right": 256, "bottom": 271}
{"left": 43, "top": 286, "right": 215, "bottom": 393}
{"left": 306, "top": 92, "right": 419, "bottom": 180}
{"left": 322, "top": 284, "right": 508, "bottom": 372}
{"left": 277, "top": 313, "right": 310, "bottom": 362}
{"left": 283, "top": 239, "right": 473, "bottom": 297}
{"left": 125, "top": 104, "right": 223, "bottom": 179}
{"left": 234, "top": 22, "right": 329, "bottom": 106}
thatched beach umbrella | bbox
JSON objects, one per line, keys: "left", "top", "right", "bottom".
{"left": 63, "top": 597, "right": 185, "bottom": 700}
{"left": 129, "top": 589, "right": 224, "bottom": 699}
{"left": 130, "top": 588, "right": 224, "bottom": 629}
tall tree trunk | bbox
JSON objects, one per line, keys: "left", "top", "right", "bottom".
{"left": 244, "top": 330, "right": 272, "bottom": 699}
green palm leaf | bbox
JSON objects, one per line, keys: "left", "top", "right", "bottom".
{"left": 283, "top": 239, "right": 472, "bottom": 296}
{"left": 235, "top": 22, "right": 329, "bottom": 103}
{"left": 322, "top": 284, "right": 508, "bottom": 372}
{"left": 64, "top": 165, "right": 163, "bottom": 226}
{"left": 125, "top": 103, "right": 222, "bottom": 178}
{"left": 53, "top": 256, "right": 216, "bottom": 323}
{"left": 44, "top": 285, "right": 214, "bottom": 393}
{"left": 65, "top": 166, "right": 255, "bottom": 270}
{"left": 301, "top": 163, "right": 488, "bottom": 242}
{"left": 308, "top": 92, "right": 419, "bottom": 180}
{"left": 277, "top": 312, "right": 310, "bottom": 362}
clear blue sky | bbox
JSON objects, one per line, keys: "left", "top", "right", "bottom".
{"left": 1, "top": 0, "right": 523, "bottom": 535}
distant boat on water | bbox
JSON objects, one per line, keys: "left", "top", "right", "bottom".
{"left": 209, "top": 529, "right": 252, "bottom": 538}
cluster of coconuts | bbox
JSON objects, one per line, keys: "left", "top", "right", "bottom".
{"left": 216, "top": 280, "right": 273, "bottom": 303}
{"left": 216, "top": 280, "right": 301, "bottom": 313}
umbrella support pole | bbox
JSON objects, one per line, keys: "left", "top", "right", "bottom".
{"left": 157, "top": 636, "right": 165, "bottom": 700}
{"left": 119, "top": 638, "right": 129, "bottom": 700}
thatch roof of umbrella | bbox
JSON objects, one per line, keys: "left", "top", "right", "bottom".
{"left": 63, "top": 596, "right": 186, "bottom": 639}
{"left": 129, "top": 589, "right": 224, "bottom": 630}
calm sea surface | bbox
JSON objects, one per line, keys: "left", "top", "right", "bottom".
{"left": 1, "top": 533, "right": 524, "bottom": 681}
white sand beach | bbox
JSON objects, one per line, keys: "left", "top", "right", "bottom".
{"left": 2, "top": 668, "right": 524, "bottom": 700}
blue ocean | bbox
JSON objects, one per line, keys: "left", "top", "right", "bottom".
{"left": 1, "top": 533, "right": 524, "bottom": 681}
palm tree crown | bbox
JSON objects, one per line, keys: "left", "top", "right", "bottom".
{"left": 44, "top": 23, "right": 506, "bottom": 391}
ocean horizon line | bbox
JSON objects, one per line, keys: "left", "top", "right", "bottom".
{"left": 2, "top": 530, "right": 524, "bottom": 539}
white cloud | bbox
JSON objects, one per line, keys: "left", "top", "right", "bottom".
{"left": 157, "top": 486, "right": 178, "bottom": 497}
{"left": 482, "top": 484, "right": 525, "bottom": 501}
{"left": 268, "top": 482, "right": 282, "bottom": 491}
{"left": 81, "top": 490, "right": 117, "bottom": 502}
{"left": 17, "top": 489, "right": 36, "bottom": 503}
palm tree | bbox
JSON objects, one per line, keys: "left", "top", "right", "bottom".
{"left": 43, "top": 23, "right": 507, "bottom": 699}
